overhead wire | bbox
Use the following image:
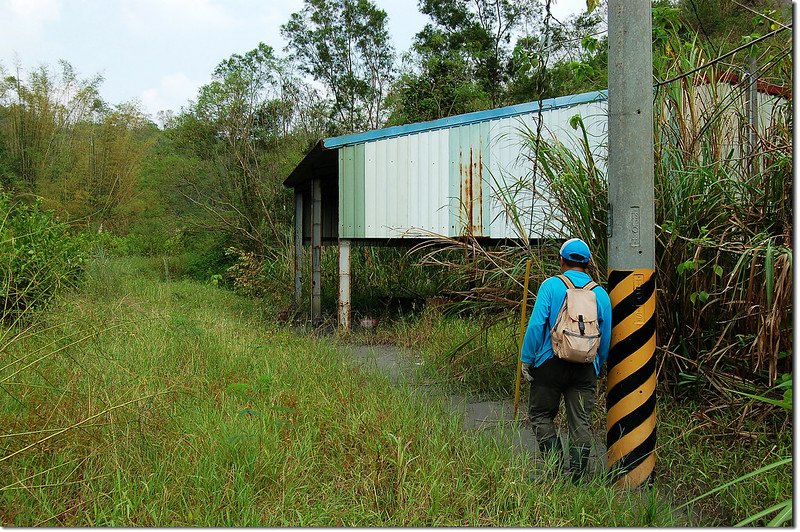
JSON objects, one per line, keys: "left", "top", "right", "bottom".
{"left": 690, "top": 45, "right": 792, "bottom": 143}
{"left": 653, "top": 39, "right": 790, "bottom": 170}
{"left": 687, "top": 0, "right": 719, "bottom": 57}
{"left": 526, "top": 0, "right": 552, "bottom": 241}
{"left": 654, "top": 25, "right": 790, "bottom": 88}
{"left": 520, "top": 4, "right": 788, "bottom": 239}
{"left": 729, "top": 0, "right": 791, "bottom": 31}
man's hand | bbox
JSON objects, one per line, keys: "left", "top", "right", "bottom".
{"left": 521, "top": 362, "right": 533, "bottom": 382}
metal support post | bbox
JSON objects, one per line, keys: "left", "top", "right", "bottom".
{"left": 311, "top": 179, "right": 322, "bottom": 321}
{"left": 294, "top": 192, "right": 303, "bottom": 306}
{"left": 338, "top": 239, "right": 351, "bottom": 334}
{"left": 607, "top": 0, "right": 657, "bottom": 488}
{"left": 746, "top": 57, "right": 759, "bottom": 178}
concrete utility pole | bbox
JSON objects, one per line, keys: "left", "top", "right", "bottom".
{"left": 338, "top": 239, "right": 351, "bottom": 334}
{"left": 311, "top": 179, "right": 322, "bottom": 320}
{"left": 606, "top": 0, "right": 657, "bottom": 488}
{"left": 294, "top": 193, "right": 303, "bottom": 306}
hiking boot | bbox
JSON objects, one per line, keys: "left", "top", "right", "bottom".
{"left": 527, "top": 437, "right": 563, "bottom": 482}
{"left": 538, "top": 437, "right": 564, "bottom": 473}
{"left": 568, "top": 445, "right": 591, "bottom": 484}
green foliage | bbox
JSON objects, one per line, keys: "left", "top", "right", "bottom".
{"left": 223, "top": 247, "right": 272, "bottom": 297}
{"left": 509, "top": 21, "right": 792, "bottom": 401}
{"left": 729, "top": 372, "right": 792, "bottom": 412}
{"left": 1, "top": 258, "right": 681, "bottom": 526}
{"left": 186, "top": 44, "right": 295, "bottom": 251}
{"left": 0, "top": 60, "right": 104, "bottom": 190}
{"left": 508, "top": 10, "right": 608, "bottom": 104}
{"left": 675, "top": 0, "right": 791, "bottom": 52}
{"left": 657, "top": 398, "right": 791, "bottom": 526}
{"left": 675, "top": 374, "right": 793, "bottom": 526}
{"left": 520, "top": 113, "right": 608, "bottom": 281}
{"left": 390, "top": 2, "right": 609, "bottom": 122}
{"left": 0, "top": 61, "right": 155, "bottom": 232}
{"left": 387, "top": 49, "right": 490, "bottom": 125}
{"left": 651, "top": 26, "right": 792, "bottom": 391}
{"left": 370, "top": 305, "right": 792, "bottom": 526}
{"left": 163, "top": 44, "right": 321, "bottom": 259}
{"left": 348, "top": 247, "right": 454, "bottom": 316}
{"left": 415, "top": 12, "right": 791, "bottom": 413}
{"left": 417, "top": 0, "right": 536, "bottom": 107}
{"left": 389, "top": 0, "right": 540, "bottom": 122}
{"left": 282, "top": 0, "right": 395, "bottom": 133}
{"left": 176, "top": 231, "right": 235, "bottom": 281}
{"left": 0, "top": 193, "right": 86, "bottom": 322}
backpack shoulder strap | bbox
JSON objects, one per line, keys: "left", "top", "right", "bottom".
{"left": 582, "top": 281, "right": 599, "bottom": 292}
{"left": 556, "top": 275, "right": 575, "bottom": 290}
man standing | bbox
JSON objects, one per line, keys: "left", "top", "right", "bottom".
{"left": 521, "top": 238, "right": 612, "bottom": 481}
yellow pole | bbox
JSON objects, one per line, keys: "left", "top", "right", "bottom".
{"left": 606, "top": 269, "right": 656, "bottom": 487}
{"left": 513, "top": 259, "right": 532, "bottom": 420}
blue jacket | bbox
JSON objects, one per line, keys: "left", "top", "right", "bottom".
{"left": 521, "top": 269, "right": 612, "bottom": 376}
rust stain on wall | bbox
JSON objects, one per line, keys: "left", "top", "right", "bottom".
{"left": 459, "top": 145, "right": 483, "bottom": 236}
{"left": 477, "top": 150, "right": 483, "bottom": 234}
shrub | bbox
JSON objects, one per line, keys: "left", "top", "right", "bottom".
{"left": 0, "top": 193, "right": 87, "bottom": 323}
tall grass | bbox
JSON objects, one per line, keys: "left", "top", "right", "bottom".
{"left": 379, "top": 27, "right": 792, "bottom": 525}
{"left": 525, "top": 54, "right": 792, "bottom": 401}
{"left": 650, "top": 31, "right": 792, "bottom": 397}
{"left": 411, "top": 28, "right": 791, "bottom": 409}
{"left": 370, "top": 302, "right": 792, "bottom": 526}
{"left": 1, "top": 257, "right": 679, "bottom": 526}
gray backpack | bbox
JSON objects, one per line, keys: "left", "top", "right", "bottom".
{"left": 550, "top": 275, "right": 601, "bottom": 364}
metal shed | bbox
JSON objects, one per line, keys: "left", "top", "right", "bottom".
{"left": 285, "top": 89, "right": 610, "bottom": 330}
{"left": 286, "top": 75, "right": 788, "bottom": 330}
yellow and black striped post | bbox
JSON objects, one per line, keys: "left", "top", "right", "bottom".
{"left": 606, "top": 0, "right": 656, "bottom": 489}
{"left": 606, "top": 269, "right": 656, "bottom": 487}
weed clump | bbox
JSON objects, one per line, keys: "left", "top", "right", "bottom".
{"left": 0, "top": 193, "right": 87, "bottom": 323}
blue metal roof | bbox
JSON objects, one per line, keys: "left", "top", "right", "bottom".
{"left": 322, "top": 89, "right": 608, "bottom": 149}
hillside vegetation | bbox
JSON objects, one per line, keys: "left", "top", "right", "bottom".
{"left": 0, "top": 0, "right": 792, "bottom": 526}
{"left": 1, "top": 258, "right": 791, "bottom": 526}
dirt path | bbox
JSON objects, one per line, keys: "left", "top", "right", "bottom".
{"left": 344, "top": 344, "right": 607, "bottom": 475}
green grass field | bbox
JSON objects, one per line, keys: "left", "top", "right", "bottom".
{"left": 0, "top": 257, "right": 790, "bottom": 526}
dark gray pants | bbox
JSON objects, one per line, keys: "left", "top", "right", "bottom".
{"left": 528, "top": 356, "right": 597, "bottom": 448}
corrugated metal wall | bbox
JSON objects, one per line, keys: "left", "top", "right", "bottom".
{"left": 690, "top": 82, "right": 788, "bottom": 163}
{"left": 338, "top": 99, "right": 607, "bottom": 240}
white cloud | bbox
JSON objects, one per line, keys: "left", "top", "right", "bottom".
{"left": 121, "top": 0, "right": 238, "bottom": 34}
{"left": 0, "top": 0, "right": 62, "bottom": 52}
{"left": 140, "top": 71, "right": 201, "bottom": 120}
{"left": 550, "top": 0, "right": 588, "bottom": 20}
{"left": 6, "top": 0, "right": 61, "bottom": 23}
{"left": 245, "top": 1, "right": 303, "bottom": 33}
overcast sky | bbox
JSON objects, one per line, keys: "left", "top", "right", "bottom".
{"left": 0, "top": 0, "right": 587, "bottom": 121}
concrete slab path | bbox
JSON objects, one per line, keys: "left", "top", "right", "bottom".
{"left": 344, "top": 343, "right": 607, "bottom": 476}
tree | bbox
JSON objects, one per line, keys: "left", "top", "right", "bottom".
{"left": 172, "top": 43, "right": 325, "bottom": 254}
{"left": 388, "top": 0, "right": 540, "bottom": 123}
{"left": 418, "top": 0, "right": 539, "bottom": 107}
{"left": 387, "top": 45, "right": 489, "bottom": 125}
{"left": 0, "top": 61, "right": 103, "bottom": 192}
{"left": 0, "top": 60, "right": 154, "bottom": 232}
{"left": 282, "top": 0, "right": 395, "bottom": 133}
{"left": 675, "top": 0, "right": 791, "bottom": 49}
{"left": 506, "top": 9, "right": 608, "bottom": 103}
